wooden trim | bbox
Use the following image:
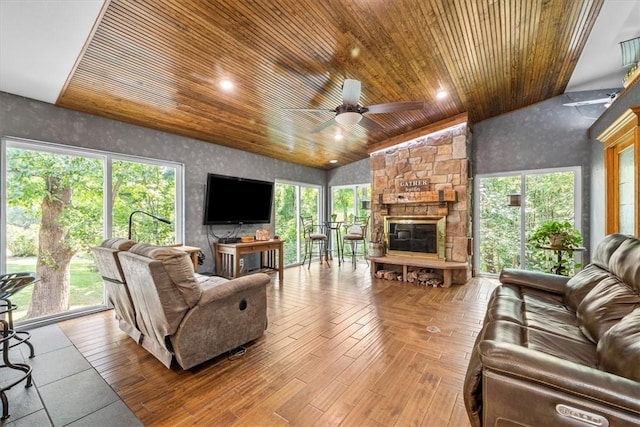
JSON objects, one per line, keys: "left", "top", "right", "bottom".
{"left": 597, "top": 107, "right": 640, "bottom": 147}
{"left": 367, "top": 113, "right": 469, "bottom": 154}
{"left": 599, "top": 107, "right": 640, "bottom": 235}
{"left": 381, "top": 189, "right": 457, "bottom": 205}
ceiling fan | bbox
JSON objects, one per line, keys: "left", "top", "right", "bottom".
{"left": 563, "top": 92, "right": 618, "bottom": 108}
{"left": 287, "top": 79, "right": 424, "bottom": 133}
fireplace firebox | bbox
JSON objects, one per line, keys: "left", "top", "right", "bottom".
{"left": 384, "top": 216, "right": 446, "bottom": 259}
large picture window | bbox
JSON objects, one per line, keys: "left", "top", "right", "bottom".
{"left": 1, "top": 138, "right": 183, "bottom": 325}
{"left": 475, "top": 167, "right": 581, "bottom": 276}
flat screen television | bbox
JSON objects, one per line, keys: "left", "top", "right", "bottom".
{"left": 203, "top": 173, "right": 274, "bottom": 225}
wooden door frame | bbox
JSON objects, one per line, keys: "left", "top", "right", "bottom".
{"left": 597, "top": 107, "right": 640, "bottom": 235}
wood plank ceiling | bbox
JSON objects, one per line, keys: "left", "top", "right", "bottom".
{"left": 57, "top": 0, "right": 603, "bottom": 169}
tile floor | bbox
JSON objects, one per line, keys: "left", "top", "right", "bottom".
{"left": 0, "top": 324, "right": 142, "bottom": 426}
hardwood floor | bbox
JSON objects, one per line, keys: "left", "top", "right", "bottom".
{"left": 58, "top": 263, "right": 499, "bottom": 426}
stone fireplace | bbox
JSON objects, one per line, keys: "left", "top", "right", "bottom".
{"left": 368, "top": 115, "right": 472, "bottom": 284}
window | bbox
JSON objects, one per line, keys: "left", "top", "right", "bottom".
{"left": 618, "top": 146, "right": 635, "bottom": 235}
{"left": 330, "top": 184, "right": 371, "bottom": 222}
{"left": 274, "top": 181, "right": 322, "bottom": 265}
{"left": 1, "top": 137, "right": 183, "bottom": 325}
{"left": 330, "top": 184, "right": 371, "bottom": 257}
{"left": 475, "top": 168, "right": 581, "bottom": 275}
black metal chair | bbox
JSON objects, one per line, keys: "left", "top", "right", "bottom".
{"left": 0, "top": 272, "right": 39, "bottom": 419}
{"left": 300, "top": 216, "right": 328, "bottom": 268}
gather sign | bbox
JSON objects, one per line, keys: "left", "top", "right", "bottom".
{"left": 398, "top": 179, "right": 429, "bottom": 192}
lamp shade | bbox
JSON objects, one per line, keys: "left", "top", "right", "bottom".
{"left": 620, "top": 37, "right": 640, "bottom": 66}
{"left": 335, "top": 111, "right": 362, "bottom": 127}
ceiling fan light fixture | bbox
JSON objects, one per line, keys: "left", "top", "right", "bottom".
{"left": 335, "top": 111, "right": 362, "bottom": 127}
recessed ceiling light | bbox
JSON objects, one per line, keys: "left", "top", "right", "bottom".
{"left": 219, "top": 79, "right": 233, "bottom": 91}
{"left": 334, "top": 133, "right": 344, "bottom": 141}
{"left": 329, "top": 159, "right": 338, "bottom": 164}
{"left": 436, "top": 90, "right": 448, "bottom": 99}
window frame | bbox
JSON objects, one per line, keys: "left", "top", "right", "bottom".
{"left": 1, "top": 136, "right": 184, "bottom": 325}
{"left": 473, "top": 166, "right": 582, "bottom": 276}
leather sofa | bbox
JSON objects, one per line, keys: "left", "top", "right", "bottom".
{"left": 117, "top": 243, "right": 269, "bottom": 369}
{"left": 464, "top": 233, "right": 640, "bottom": 426}
{"left": 91, "top": 238, "right": 141, "bottom": 343}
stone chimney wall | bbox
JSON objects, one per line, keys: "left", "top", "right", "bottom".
{"left": 370, "top": 123, "right": 471, "bottom": 282}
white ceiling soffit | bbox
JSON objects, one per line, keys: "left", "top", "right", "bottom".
{"left": 565, "top": 0, "right": 640, "bottom": 93}
{"left": 0, "top": 0, "right": 105, "bottom": 104}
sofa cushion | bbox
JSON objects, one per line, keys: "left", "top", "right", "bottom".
{"left": 577, "top": 276, "right": 640, "bottom": 343}
{"left": 597, "top": 308, "right": 640, "bottom": 382}
{"left": 608, "top": 238, "right": 640, "bottom": 292}
{"left": 485, "top": 285, "right": 585, "bottom": 342}
{"left": 482, "top": 320, "right": 597, "bottom": 367}
{"left": 564, "top": 263, "right": 611, "bottom": 311}
{"left": 591, "top": 233, "right": 629, "bottom": 269}
{"left": 129, "top": 243, "right": 202, "bottom": 307}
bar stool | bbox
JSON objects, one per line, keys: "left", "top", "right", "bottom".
{"left": 0, "top": 272, "right": 39, "bottom": 419}
{"left": 343, "top": 215, "right": 370, "bottom": 267}
{"left": 300, "top": 216, "right": 328, "bottom": 268}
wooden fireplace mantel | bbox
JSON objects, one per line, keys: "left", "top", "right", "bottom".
{"left": 381, "top": 189, "right": 457, "bottom": 205}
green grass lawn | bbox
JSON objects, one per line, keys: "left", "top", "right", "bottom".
{"left": 7, "top": 255, "right": 104, "bottom": 321}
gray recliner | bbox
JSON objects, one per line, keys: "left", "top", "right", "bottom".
{"left": 118, "top": 243, "right": 269, "bottom": 369}
{"left": 91, "top": 238, "right": 141, "bottom": 343}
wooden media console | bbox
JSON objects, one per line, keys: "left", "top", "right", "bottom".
{"left": 369, "top": 255, "right": 468, "bottom": 287}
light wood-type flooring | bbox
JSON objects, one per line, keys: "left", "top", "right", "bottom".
{"left": 58, "top": 262, "right": 499, "bottom": 426}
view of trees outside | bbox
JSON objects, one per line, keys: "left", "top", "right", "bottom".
{"left": 112, "top": 159, "right": 176, "bottom": 244}
{"left": 274, "top": 182, "right": 320, "bottom": 265}
{"left": 478, "top": 170, "right": 578, "bottom": 275}
{"left": 4, "top": 142, "right": 179, "bottom": 322}
{"left": 477, "top": 175, "right": 521, "bottom": 274}
{"left": 331, "top": 184, "right": 371, "bottom": 255}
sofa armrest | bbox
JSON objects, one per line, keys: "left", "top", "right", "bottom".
{"left": 479, "top": 340, "right": 640, "bottom": 412}
{"left": 198, "top": 273, "right": 271, "bottom": 306}
{"left": 499, "top": 268, "right": 569, "bottom": 294}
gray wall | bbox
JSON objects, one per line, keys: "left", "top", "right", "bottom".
{"left": 472, "top": 88, "right": 620, "bottom": 257}
{"left": 588, "top": 83, "right": 640, "bottom": 247}
{"left": 0, "top": 92, "right": 326, "bottom": 273}
{"left": 327, "top": 157, "right": 370, "bottom": 187}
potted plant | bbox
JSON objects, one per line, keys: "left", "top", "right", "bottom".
{"left": 528, "top": 221, "right": 582, "bottom": 249}
{"left": 528, "top": 221, "right": 583, "bottom": 276}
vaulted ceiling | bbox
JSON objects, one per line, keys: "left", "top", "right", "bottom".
{"left": 0, "top": 0, "right": 624, "bottom": 169}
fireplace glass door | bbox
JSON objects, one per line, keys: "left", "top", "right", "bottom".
{"left": 384, "top": 216, "right": 446, "bottom": 259}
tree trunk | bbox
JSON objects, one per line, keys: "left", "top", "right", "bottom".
{"left": 27, "top": 177, "right": 75, "bottom": 318}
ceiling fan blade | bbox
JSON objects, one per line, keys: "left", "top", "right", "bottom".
{"left": 366, "top": 101, "right": 425, "bottom": 114}
{"left": 342, "top": 79, "right": 361, "bottom": 105}
{"left": 562, "top": 97, "right": 611, "bottom": 107}
{"left": 282, "top": 108, "right": 335, "bottom": 113}
{"left": 311, "top": 117, "right": 337, "bottom": 134}
{"left": 358, "top": 115, "right": 383, "bottom": 131}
